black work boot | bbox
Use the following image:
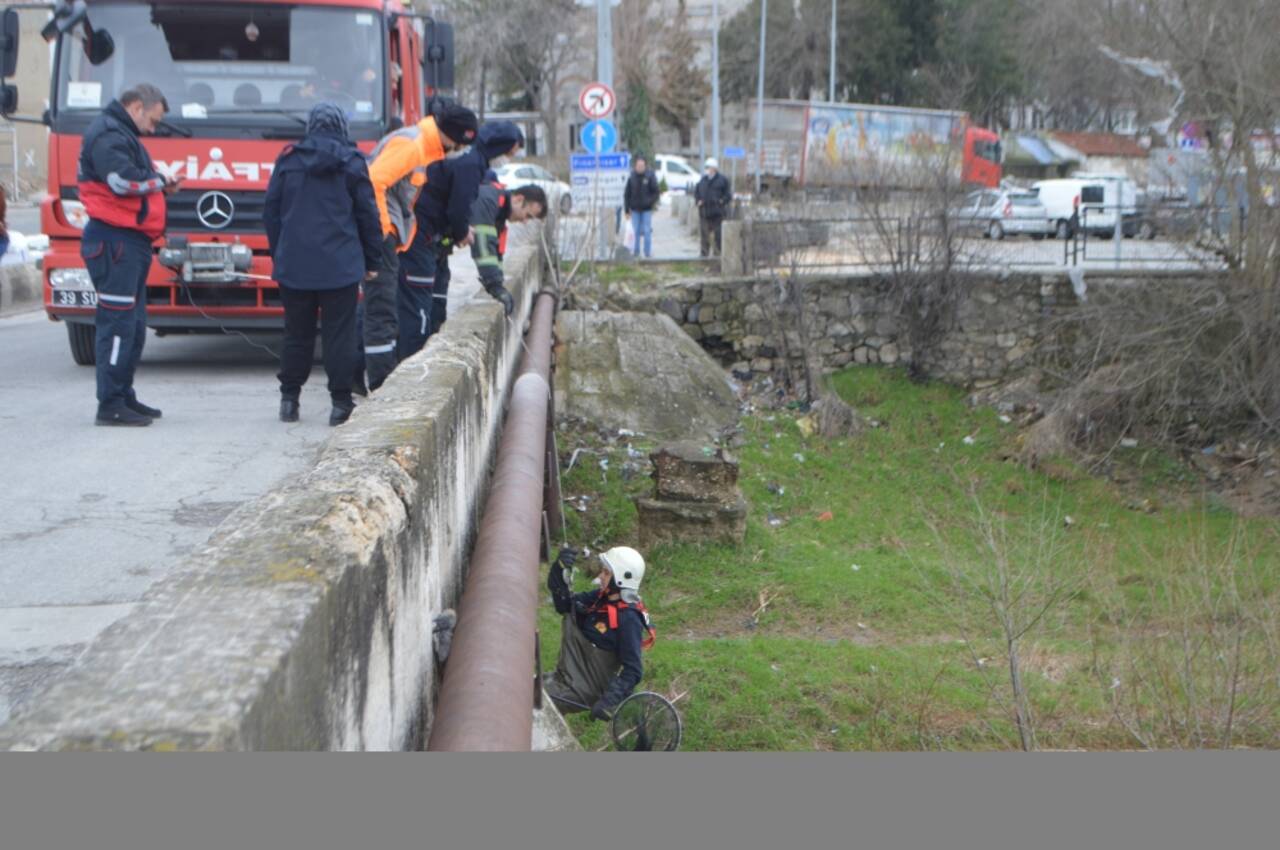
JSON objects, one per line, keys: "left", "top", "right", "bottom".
{"left": 329, "top": 400, "right": 355, "bottom": 427}
{"left": 96, "top": 404, "right": 152, "bottom": 427}
{"left": 126, "top": 398, "right": 162, "bottom": 419}
{"left": 352, "top": 374, "right": 368, "bottom": 398}
{"left": 279, "top": 397, "right": 300, "bottom": 423}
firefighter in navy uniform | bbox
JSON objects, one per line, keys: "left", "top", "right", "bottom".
{"left": 543, "top": 546, "right": 656, "bottom": 721}
{"left": 77, "top": 84, "right": 180, "bottom": 426}
{"left": 396, "top": 121, "right": 524, "bottom": 359}
{"left": 466, "top": 181, "right": 548, "bottom": 317}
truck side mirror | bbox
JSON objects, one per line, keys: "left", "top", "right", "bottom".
{"left": 1, "top": 9, "right": 19, "bottom": 78}
{"left": 423, "top": 21, "right": 453, "bottom": 92}
{"left": 85, "top": 26, "right": 113, "bottom": 65}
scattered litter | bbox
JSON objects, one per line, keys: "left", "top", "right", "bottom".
{"left": 618, "top": 429, "right": 637, "bottom": 438}
{"left": 1110, "top": 677, "right": 1122, "bottom": 691}
{"left": 868, "top": 665, "right": 878, "bottom": 673}
{"left": 701, "top": 446, "right": 716, "bottom": 456}
{"left": 598, "top": 458, "right": 610, "bottom": 471}
{"left": 767, "top": 512, "right": 784, "bottom": 528}
{"left": 817, "top": 511, "right": 834, "bottom": 522}
{"left": 977, "top": 657, "right": 991, "bottom": 668}
{"left": 962, "top": 434, "right": 976, "bottom": 446}
{"left": 626, "top": 444, "right": 646, "bottom": 459}
{"left": 856, "top": 622, "right": 868, "bottom": 631}
{"left": 829, "top": 728, "right": 838, "bottom": 735}
{"left": 850, "top": 564, "right": 861, "bottom": 572}
{"left": 792, "top": 453, "right": 806, "bottom": 463}
{"left": 1063, "top": 515, "right": 1075, "bottom": 528}
{"left": 766, "top": 481, "right": 785, "bottom": 496}
{"left": 998, "top": 414, "right": 1013, "bottom": 425}
{"left": 1119, "top": 437, "right": 1139, "bottom": 449}
{"left": 771, "top": 664, "right": 781, "bottom": 673}
{"left": 869, "top": 419, "right": 882, "bottom": 429}
{"left": 796, "top": 414, "right": 817, "bottom": 438}
{"left": 937, "top": 442, "right": 945, "bottom": 450}
{"left": 1202, "top": 445, "right": 1217, "bottom": 456}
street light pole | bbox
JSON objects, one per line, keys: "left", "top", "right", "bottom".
{"left": 828, "top": 0, "right": 837, "bottom": 102}
{"left": 596, "top": 0, "right": 613, "bottom": 89}
{"left": 711, "top": 0, "right": 721, "bottom": 161}
{"left": 755, "top": 0, "right": 767, "bottom": 195}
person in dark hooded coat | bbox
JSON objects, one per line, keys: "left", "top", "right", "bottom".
{"left": 396, "top": 121, "right": 524, "bottom": 359}
{"left": 264, "top": 102, "right": 382, "bottom": 426}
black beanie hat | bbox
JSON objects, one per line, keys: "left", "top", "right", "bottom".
{"left": 435, "top": 103, "right": 479, "bottom": 146}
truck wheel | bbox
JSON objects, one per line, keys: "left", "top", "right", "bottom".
{"left": 559, "top": 192, "right": 572, "bottom": 215}
{"left": 1055, "top": 220, "right": 1072, "bottom": 240}
{"left": 987, "top": 221, "right": 1004, "bottom": 240}
{"left": 67, "top": 322, "right": 96, "bottom": 366}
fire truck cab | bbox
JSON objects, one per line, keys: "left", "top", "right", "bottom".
{"left": 0, "top": 0, "right": 453, "bottom": 364}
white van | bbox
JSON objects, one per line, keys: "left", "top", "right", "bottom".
{"left": 654, "top": 154, "right": 701, "bottom": 193}
{"left": 1033, "top": 175, "right": 1138, "bottom": 238}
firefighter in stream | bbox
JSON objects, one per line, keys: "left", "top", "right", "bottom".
{"left": 543, "top": 546, "right": 655, "bottom": 721}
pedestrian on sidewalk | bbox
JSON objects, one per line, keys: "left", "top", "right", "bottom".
{"left": 694, "top": 158, "right": 732, "bottom": 258}
{"left": 264, "top": 103, "right": 382, "bottom": 426}
{"left": 623, "top": 155, "right": 660, "bottom": 258}
{"left": 77, "top": 84, "right": 181, "bottom": 426}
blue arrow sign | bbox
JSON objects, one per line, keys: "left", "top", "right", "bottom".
{"left": 580, "top": 119, "right": 618, "bottom": 154}
{"left": 722, "top": 146, "right": 747, "bottom": 160}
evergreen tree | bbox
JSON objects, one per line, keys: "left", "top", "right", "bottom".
{"left": 620, "top": 75, "right": 654, "bottom": 159}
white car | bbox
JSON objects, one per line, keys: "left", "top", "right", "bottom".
{"left": 492, "top": 162, "right": 574, "bottom": 215}
{"left": 653, "top": 154, "right": 700, "bottom": 193}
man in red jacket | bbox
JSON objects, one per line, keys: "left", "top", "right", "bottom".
{"left": 77, "top": 84, "right": 180, "bottom": 426}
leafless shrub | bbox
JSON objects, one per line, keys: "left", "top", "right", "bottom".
{"left": 1088, "top": 518, "right": 1280, "bottom": 749}
{"left": 917, "top": 486, "right": 1085, "bottom": 751}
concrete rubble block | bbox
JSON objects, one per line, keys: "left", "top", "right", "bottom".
{"left": 634, "top": 495, "right": 748, "bottom": 549}
{"left": 650, "top": 443, "right": 741, "bottom": 504}
{"left": 554, "top": 310, "right": 740, "bottom": 443}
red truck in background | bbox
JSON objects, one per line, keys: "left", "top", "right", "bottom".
{"left": 0, "top": 0, "right": 453, "bottom": 364}
{"left": 740, "top": 99, "right": 1002, "bottom": 194}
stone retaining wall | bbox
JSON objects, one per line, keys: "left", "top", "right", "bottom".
{"left": 565, "top": 270, "right": 1212, "bottom": 388}
{"left": 1, "top": 240, "right": 576, "bottom": 751}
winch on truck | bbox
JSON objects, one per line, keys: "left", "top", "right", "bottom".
{"left": 0, "top": 0, "right": 454, "bottom": 365}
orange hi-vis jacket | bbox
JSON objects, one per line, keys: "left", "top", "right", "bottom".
{"left": 367, "top": 116, "right": 446, "bottom": 249}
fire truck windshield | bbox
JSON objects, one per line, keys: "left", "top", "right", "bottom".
{"left": 54, "top": 3, "right": 385, "bottom": 134}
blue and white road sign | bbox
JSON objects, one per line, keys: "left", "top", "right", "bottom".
{"left": 722, "top": 146, "right": 747, "bottom": 160}
{"left": 569, "top": 151, "right": 631, "bottom": 208}
{"left": 580, "top": 119, "right": 618, "bottom": 154}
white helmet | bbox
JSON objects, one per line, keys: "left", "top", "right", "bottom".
{"left": 600, "top": 546, "right": 646, "bottom": 592}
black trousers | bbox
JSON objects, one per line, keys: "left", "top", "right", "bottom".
{"left": 700, "top": 215, "right": 724, "bottom": 257}
{"left": 278, "top": 283, "right": 359, "bottom": 406}
{"left": 363, "top": 235, "right": 402, "bottom": 391}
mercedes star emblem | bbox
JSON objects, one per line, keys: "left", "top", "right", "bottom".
{"left": 196, "top": 191, "right": 234, "bottom": 230}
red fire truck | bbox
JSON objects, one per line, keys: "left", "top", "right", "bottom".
{"left": 0, "top": 0, "right": 453, "bottom": 364}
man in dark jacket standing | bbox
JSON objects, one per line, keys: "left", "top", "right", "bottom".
{"left": 694, "top": 158, "right": 733, "bottom": 258}
{"left": 78, "top": 84, "right": 179, "bottom": 426}
{"left": 623, "top": 155, "right": 660, "bottom": 258}
{"left": 398, "top": 121, "right": 524, "bottom": 358}
{"left": 264, "top": 103, "right": 382, "bottom": 426}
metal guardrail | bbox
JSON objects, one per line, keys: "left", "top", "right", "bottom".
{"left": 745, "top": 206, "right": 1250, "bottom": 275}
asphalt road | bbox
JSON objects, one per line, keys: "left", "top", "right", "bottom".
{"left": 0, "top": 243, "right": 485, "bottom": 728}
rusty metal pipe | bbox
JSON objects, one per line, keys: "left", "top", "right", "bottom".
{"left": 428, "top": 291, "right": 557, "bottom": 751}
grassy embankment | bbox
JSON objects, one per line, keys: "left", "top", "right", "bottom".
{"left": 540, "top": 366, "right": 1280, "bottom": 751}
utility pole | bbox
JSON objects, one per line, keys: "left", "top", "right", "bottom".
{"left": 828, "top": 0, "right": 837, "bottom": 102}
{"left": 755, "top": 0, "right": 767, "bottom": 195}
{"left": 596, "top": 0, "right": 613, "bottom": 89}
{"left": 711, "top": 0, "right": 721, "bottom": 161}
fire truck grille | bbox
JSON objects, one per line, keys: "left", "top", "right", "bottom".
{"left": 166, "top": 190, "right": 267, "bottom": 234}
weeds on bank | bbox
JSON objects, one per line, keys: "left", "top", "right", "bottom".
{"left": 542, "top": 366, "right": 1280, "bottom": 750}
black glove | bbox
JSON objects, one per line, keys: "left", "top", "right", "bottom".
{"left": 485, "top": 284, "right": 514, "bottom": 316}
{"left": 554, "top": 547, "right": 578, "bottom": 570}
{"left": 590, "top": 700, "right": 612, "bottom": 722}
